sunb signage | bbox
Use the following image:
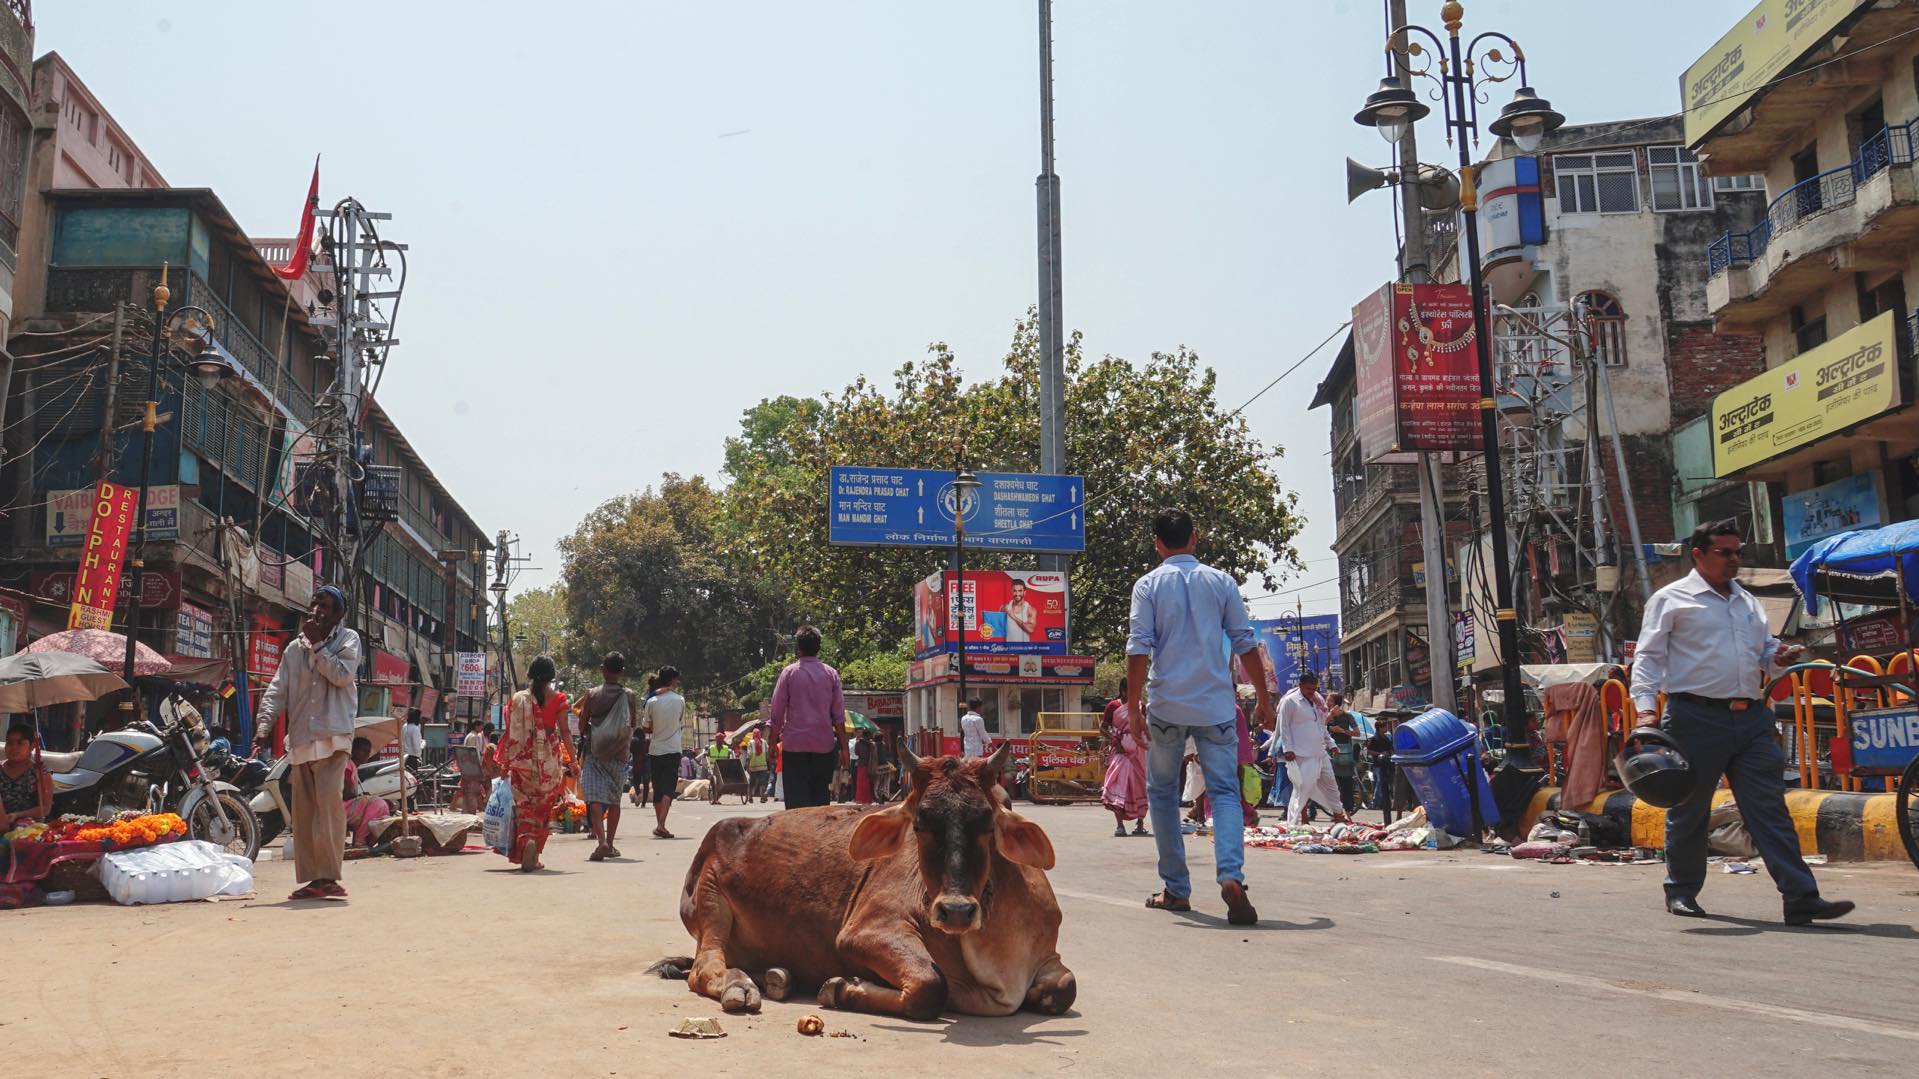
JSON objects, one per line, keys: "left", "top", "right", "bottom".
{"left": 1711, "top": 311, "right": 1898, "bottom": 476}
{"left": 1848, "top": 704, "right": 1919, "bottom": 772}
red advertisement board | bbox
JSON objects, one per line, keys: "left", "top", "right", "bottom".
{"left": 67, "top": 481, "right": 140, "bottom": 630}
{"left": 913, "top": 569, "right": 1068, "bottom": 657}
{"left": 1352, "top": 282, "right": 1486, "bottom": 460}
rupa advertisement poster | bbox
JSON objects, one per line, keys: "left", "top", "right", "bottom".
{"left": 914, "top": 569, "right": 1067, "bottom": 658}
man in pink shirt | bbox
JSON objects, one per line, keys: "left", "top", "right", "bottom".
{"left": 767, "top": 625, "right": 848, "bottom": 810}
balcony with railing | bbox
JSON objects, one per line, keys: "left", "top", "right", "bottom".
{"left": 1706, "top": 116, "right": 1919, "bottom": 325}
{"left": 40, "top": 264, "right": 319, "bottom": 424}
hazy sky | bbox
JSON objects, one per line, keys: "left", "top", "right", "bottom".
{"left": 40, "top": 1, "right": 1748, "bottom": 613}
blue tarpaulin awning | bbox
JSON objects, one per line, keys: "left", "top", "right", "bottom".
{"left": 1788, "top": 519, "right": 1919, "bottom": 616}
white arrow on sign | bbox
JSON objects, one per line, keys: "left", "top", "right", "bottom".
{"left": 918, "top": 506, "right": 924, "bottom": 524}
{"left": 1071, "top": 483, "right": 1080, "bottom": 503}
{"left": 1072, "top": 512, "right": 1079, "bottom": 530}
{"left": 917, "top": 479, "right": 925, "bottom": 496}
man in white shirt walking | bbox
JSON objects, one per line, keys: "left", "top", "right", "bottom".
{"left": 641, "top": 667, "right": 688, "bottom": 840}
{"left": 1631, "top": 522, "right": 1851, "bottom": 924}
{"left": 959, "top": 698, "right": 989, "bottom": 757}
{"left": 1276, "top": 671, "right": 1350, "bottom": 827}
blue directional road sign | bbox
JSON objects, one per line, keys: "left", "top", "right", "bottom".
{"left": 828, "top": 466, "right": 1085, "bottom": 553}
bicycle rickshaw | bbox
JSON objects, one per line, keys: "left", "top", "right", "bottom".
{"left": 1788, "top": 520, "right": 1919, "bottom": 869}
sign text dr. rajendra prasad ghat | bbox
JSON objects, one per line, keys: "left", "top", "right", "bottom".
{"left": 1711, "top": 310, "right": 1900, "bottom": 477}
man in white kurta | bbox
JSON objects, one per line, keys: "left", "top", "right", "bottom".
{"left": 1277, "top": 670, "right": 1349, "bottom": 826}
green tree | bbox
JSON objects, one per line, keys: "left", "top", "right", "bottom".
{"left": 720, "top": 313, "right": 1303, "bottom": 661}
{"left": 504, "top": 583, "right": 593, "bottom": 692}
{"left": 558, "top": 474, "right": 789, "bottom": 707}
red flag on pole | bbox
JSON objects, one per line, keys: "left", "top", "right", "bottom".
{"left": 273, "top": 157, "right": 320, "bottom": 281}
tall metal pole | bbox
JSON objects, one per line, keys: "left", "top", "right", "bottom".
{"left": 955, "top": 465, "right": 968, "bottom": 724}
{"left": 1443, "top": 14, "right": 1534, "bottom": 774}
{"left": 94, "top": 303, "right": 125, "bottom": 480}
{"left": 1386, "top": 0, "right": 1456, "bottom": 714}
{"left": 1036, "top": 0, "right": 1068, "bottom": 580}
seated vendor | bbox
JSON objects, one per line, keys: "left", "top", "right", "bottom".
{"left": 1, "top": 720, "right": 54, "bottom": 830}
{"left": 343, "top": 737, "right": 392, "bottom": 848}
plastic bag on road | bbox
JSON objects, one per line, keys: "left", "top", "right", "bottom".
{"left": 483, "top": 778, "right": 515, "bottom": 855}
{"left": 97, "top": 840, "right": 254, "bottom": 905}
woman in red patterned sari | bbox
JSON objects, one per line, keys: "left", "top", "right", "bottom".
{"left": 495, "top": 656, "right": 573, "bottom": 872}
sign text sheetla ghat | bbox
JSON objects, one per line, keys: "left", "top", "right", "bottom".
{"left": 828, "top": 467, "right": 1086, "bottom": 553}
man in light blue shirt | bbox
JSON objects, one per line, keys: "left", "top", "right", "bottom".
{"left": 1125, "top": 509, "right": 1273, "bottom": 926}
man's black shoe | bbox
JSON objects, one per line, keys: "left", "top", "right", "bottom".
{"left": 1784, "top": 896, "right": 1854, "bottom": 926}
{"left": 1666, "top": 895, "right": 1708, "bottom": 917}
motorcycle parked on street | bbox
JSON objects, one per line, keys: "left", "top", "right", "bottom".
{"left": 250, "top": 750, "right": 415, "bottom": 849}
{"left": 43, "top": 695, "right": 261, "bottom": 860}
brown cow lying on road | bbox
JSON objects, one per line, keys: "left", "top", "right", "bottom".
{"left": 659, "top": 742, "right": 1076, "bottom": 1020}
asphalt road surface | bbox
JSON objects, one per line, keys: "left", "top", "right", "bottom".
{"left": 11, "top": 798, "right": 1919, "bottom": 1077}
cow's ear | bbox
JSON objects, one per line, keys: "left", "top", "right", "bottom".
{"left": 995, "top": 811, "right": 1055, "bottom": 870}
{"left": 849, "top": 807, "right": 911, "bottom": 861}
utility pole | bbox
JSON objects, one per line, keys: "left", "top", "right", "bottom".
{"left": 93, "top": 303, "right": 125, "bottom": 479}
{"left": 1386, "top": 0, "right": 1456, "bottom": 714}
{"left": 1035, "top": 0, "right": 1068, "bottom": 582}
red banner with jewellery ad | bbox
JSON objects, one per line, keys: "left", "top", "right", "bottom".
{"left": 1352, "top": 282, "right": 1485, "bottom": 460}
{"left": 66, "top": 481, "right": 140, "bottom": 630}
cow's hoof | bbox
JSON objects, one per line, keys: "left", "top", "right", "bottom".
{"left": 817, "top": 976, "right": 861, "bottom": 1009}
{"left": 1033, "top": 971, "right": 1077, "bottom": 1015}
{"left": 762, "top": 967, "right": 792, "bottom": 1001}
{"left": 721, "top": 971, "right": 762, "bottom": 1013}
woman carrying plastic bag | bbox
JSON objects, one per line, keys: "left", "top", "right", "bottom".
{"left": 482, "top": 777, "right": 515, "bottom": 856}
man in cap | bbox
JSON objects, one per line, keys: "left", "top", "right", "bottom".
{"left": 258, "top": 584, "right": 361, "bottom": 901}
{"left": 1277, "top": 670, "right": 1351, "bottom": 828}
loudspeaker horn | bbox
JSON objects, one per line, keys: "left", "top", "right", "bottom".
{"left": 1346, "top": 157, "right": 1392, "bottom": 203}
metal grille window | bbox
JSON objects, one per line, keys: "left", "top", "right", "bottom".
{"left": 1574, "top": 291, "right": 1628, "bottom": 368}
{"left": 1648, "top": 146, "right": 1713, "bottom": 211}
{"left": 1554, "top": 152, "right": 1639, "bottom": 214}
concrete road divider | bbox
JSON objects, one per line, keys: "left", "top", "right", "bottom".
{"left": 1521, "top": 786, "right": 1908, "bottom": 862}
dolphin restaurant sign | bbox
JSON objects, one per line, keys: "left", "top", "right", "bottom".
{"left": 67, "top": 481, "right": 141, "bottom": 630}
{"left": 1711, "top": 311, "right": 1900, "bottom": 477}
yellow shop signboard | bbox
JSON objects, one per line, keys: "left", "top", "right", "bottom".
{"left": 1682, "top": 0, "right": 1870, "bottom": 146}
{"left": 1712, "top": 311, "right": 1900, "bottom": 477}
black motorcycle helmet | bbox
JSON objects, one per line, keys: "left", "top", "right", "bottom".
{"left": 1614, "top": 726, "right": 1695, "bottom": 809}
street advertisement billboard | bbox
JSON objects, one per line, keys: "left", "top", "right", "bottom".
{"left": 456, "top": 652, "right": 488, "bottom": 696}
{"left": 913, "top": 569, "right": 1067, "bottom": 659}
{"left": 1250, "top": 615, "right": 1341, "bottom": 693}
{"left": 1712, "top": 311, "right": 1898, "bottom": 476}
{"left": 48, "top": 484, "right": 178, "bottom": 544}
{"left": 1352, "top": 282, "right": 1485, "bottom": 461}
{"left": 1782, "top": 471, "right": 1882, "bottom": 558}
{"left": 1681, "top": 0, "right": 1869, "bottom": 145}
{"left": 67, "top": 481, "right": 140, "bottom": 630}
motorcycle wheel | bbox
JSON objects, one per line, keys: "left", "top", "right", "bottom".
{"left": 254, "top": 808, "right": 285, "bottom": 849}
{"left": 186, "top": 791, "right": 262, "bottom": 861}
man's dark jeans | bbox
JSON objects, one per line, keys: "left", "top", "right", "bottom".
{"left": 782, "top": 750, "right": 837, "bottom": 810}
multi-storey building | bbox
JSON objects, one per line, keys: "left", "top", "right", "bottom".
{"left": 0, "top": 52, "right": 491, "bottom": 739}
{"left": 0, "top": 4, "right": 34, "bottom": 651}
{"left": 1320, "top": 111, "right": 1772, "bottom": 701}
{"left": 1692, "top": 0, "right": 1919, "bottom": 585}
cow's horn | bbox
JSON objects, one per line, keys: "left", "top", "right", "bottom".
{"left": 984, "top": 740, "right": 1014, "bottom": 781}
{"left": 899, "top": 743, "right": 922, "bottom": 774}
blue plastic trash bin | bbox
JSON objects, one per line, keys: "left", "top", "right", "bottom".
{"left": 1391, "top": 708, "right": 1495, "bottom": 837}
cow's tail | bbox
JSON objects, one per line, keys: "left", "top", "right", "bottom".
{"left": 645, "top": 956, "right": 693, "bottom": 981}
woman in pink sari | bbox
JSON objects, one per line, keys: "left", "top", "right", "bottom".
{"left": 342, "top": 738, "right": 392, "bottom": 848}
{"left": 1101, "top": 699, "right": 1148, "bottom": 837}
